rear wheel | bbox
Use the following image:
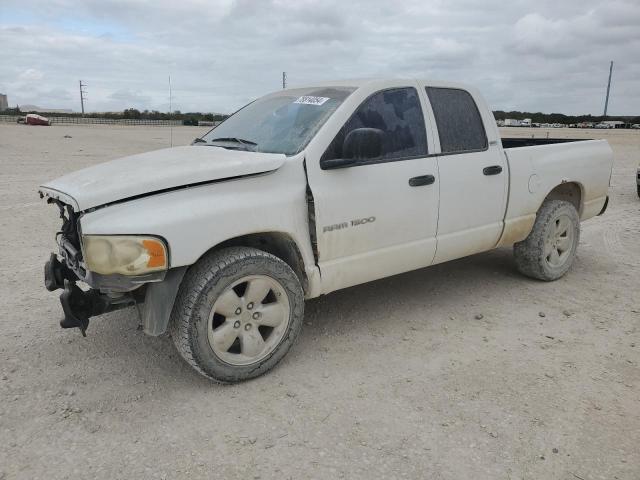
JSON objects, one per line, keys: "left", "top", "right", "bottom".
{"left": 170, "top": 247, "right": 304, "bottom": 383}
{"left": 514, "top": 200, "right": 580, "bottom": 281}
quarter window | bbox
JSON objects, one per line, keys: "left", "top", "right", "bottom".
{"left": 322, "top": 87, "right": 427, "bottom": 163}
{"left": 426, "top": 87, "right": 487, "bottom": 153}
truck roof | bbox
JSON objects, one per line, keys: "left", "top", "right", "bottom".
{"left": 288, "top": 78, "right": 475, "bottom": 91}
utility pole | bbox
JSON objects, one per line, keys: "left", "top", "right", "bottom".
{"left": 79, "top": 80, "right": 87, "bottom": 117}
{"left": 169, "top": 75, "right": 173, "bottom": 147}
{"left": 603, "top": 61, "right": 613, "bottom": 118}
{"left": 282, "top": 71, "right": 287, "bottom": 89}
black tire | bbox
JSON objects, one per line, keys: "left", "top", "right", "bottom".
{"left": 514, "top": 200, "right": 580, "bottom": 281}
{"left": 170, "top": 247, "right": 304, "bottom": 383}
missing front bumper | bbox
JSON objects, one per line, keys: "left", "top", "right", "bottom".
{"left": 44, "top": 252, "right": 76, "bottom": 291}
{"left": 45, "top": 253, "right": 136, "bottom": 335}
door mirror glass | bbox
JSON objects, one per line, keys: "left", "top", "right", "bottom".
{"left": 343, "top": 128, "right": 383, "bottom": 160}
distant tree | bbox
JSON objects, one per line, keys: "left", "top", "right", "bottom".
{"left": 123, "top": 108, "right": 141, "bottom": 119}
{"left": 4, "top": 105, "right": 22, "bottom": 115}
{"left": 493, "top": 110, "right": 629, "bottom": 125}
{"left": 182, "top": 116, "right": 199, "bottom": 126}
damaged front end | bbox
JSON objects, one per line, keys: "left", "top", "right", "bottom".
{"left": 43, "top": 198, "right": 138, "bottom": 336}
{"left": 45, "top": 252, "right": 137, "bottom": 335}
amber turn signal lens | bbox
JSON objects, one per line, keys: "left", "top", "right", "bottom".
{"left": 143, "top": 239, "right": 167, "bottom": 268}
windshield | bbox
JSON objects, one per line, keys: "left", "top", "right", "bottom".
{"left": 201, "top": 86, "right": 355, "bottom": 155}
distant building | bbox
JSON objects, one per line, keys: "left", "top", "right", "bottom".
{"left": 504, "top": 118, "right": 521, "bottom": 127}
{"left": 0, "top": 94, "right": 8, "bottom": 111}
{"left": 18, "top": 104, "right": 73, "bottom": 114}
{"left": 603, "top": 120, "right": 625, "bottom": 128}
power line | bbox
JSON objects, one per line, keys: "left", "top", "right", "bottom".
{"left": 79, "top": 80, "right": 87, "bottom": 117}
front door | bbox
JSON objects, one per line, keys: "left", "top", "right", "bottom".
{"left": 305, "top": 85, "right": 440, "bottom": 294}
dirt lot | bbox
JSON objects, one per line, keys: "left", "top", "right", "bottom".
{"left": 0, "top": 124, "right": 638, "bottom": 479}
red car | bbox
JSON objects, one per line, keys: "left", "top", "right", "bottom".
{"left": 25, "top": 113, "right": 50, "bottom": 126}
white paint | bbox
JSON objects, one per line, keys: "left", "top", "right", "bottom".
{"left": 41, "top": 78, "right": 614, "bottom": 300}
{"left": 503, "top": 139, "right": 613, "bottom": 221}
{"left": 40, "top": 146, "right": 285, "bottom": 211}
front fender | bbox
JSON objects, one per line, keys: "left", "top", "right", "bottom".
{"left": 80, "top": 158, "right": 313, "bottom": 267}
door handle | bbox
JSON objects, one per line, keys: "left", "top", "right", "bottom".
{"left": 483, "top": 165, "right": 503, "bottom": 176}
{"left": 408, "top": 174, "right": 435, "bottom": 187}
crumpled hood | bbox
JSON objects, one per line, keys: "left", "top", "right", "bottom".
{"left": 39, "top": 145, "right": 286, "bottom": 211}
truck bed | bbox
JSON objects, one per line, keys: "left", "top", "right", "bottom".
{"left": 502, "top": 138, "right": 612, "bottom": 225}
{"left": 501, "top": 137, "right": 590, "bottom": 149}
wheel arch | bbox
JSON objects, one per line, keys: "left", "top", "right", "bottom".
{"left": 142, "top": 231, "right": 309, "bottom": 339}
{"left": 541, "top": 181, "right": 584, "bottom": 216}
{"left": 204, "top": 231, "right": 310, "bottom": 295}
{"left": 497, "top": 181, "right": 584, "bottom": 248}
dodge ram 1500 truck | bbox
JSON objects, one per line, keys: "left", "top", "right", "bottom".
{"left": 40, "top": 79, "right": 613, "bottom": 382}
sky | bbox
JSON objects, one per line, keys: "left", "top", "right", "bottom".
{"left": 1, "top": 0, "right": 639, "bottom": 115}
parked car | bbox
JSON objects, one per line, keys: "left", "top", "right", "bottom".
{"left": 39, "top": 79, "right": 614, "bottom": 382}
{"left": 595, "top": 123, "right": 610, "bottom": 129}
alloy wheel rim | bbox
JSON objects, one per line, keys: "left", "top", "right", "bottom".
{"left": 207, "top": 275, "right": 290, "bottom": 366}
{"left": 544, "top": 214, "right": 574, "bottom": 268}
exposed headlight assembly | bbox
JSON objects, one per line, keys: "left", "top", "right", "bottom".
{"left": 82, "top": 235, "right": 168, "bottom": 276}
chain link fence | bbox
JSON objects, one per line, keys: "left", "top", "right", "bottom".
{"left": 0, "top": 115, "right": 184, "bottom": 126}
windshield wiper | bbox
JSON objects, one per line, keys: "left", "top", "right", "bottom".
{"left": 208, "top": 137, "right": 258, "bottom": 151}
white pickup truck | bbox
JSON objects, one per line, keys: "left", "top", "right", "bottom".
{"left": 40, "top": 79, "right": 613, "bottom": 382}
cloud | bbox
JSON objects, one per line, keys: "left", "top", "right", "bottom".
{"left": 107, "top": 89, "right": 153, "bottom": 109}
{"left": 0, "top": 0, "right": 639, "bottom": 115}
{"left": 18, "top": 68, "right": 44, "bottom": 81}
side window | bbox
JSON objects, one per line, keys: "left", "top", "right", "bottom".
{"left": 322, "top": 87, "right": 427, "bottom": 163}
{"left": 426, "top": 87, "right": 487, "bottom": 153}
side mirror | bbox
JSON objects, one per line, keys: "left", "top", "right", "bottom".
{"left": 343, "top": 128, "right": 383, "bottom": 160}
{"left": 319, "top": 128, "right": 384, "bottom": 170}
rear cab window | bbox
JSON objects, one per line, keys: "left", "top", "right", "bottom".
{"left": 425, "top": 87, "right": 488, "bottom": 154}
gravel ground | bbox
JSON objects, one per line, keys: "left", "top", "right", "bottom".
{"left": 0, "top": 124, "right": 638, "bottom": 480}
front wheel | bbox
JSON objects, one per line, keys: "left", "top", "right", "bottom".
{"left": 170, "top": 247, "right": 304, "bottom": 383}
{"left": 514, "top": 200, "right": 580, "bottom": 281}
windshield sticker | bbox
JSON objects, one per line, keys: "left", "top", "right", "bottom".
{"left": 294, "top": 96, "right": 330, "bottom": 106}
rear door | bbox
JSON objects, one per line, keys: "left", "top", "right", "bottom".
{"left": 423, "top": 86, "right": 508, "bottom": 263}
{"left": 305, "top": 85, "right": 440, "bottom": 293}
